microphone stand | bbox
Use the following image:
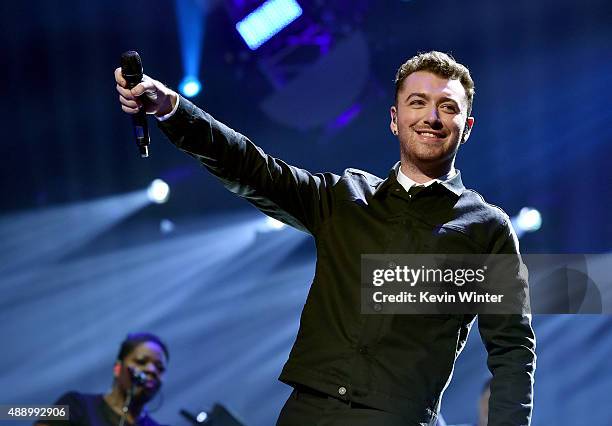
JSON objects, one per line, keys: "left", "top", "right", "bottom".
{"left": 118, "top": 384, "right": 136, "bottom": 426}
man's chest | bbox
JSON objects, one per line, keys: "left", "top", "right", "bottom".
{"left": 318, "top": 190, "right": 485, "bottom": 256}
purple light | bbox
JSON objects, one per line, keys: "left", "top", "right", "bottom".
{"left": 331, "top": 103, "right": 362, "bottom": 129}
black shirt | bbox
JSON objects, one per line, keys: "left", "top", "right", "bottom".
{"left": 39, "top": 392, "right": 162, "bottom": 426}
{"left": 158, "top": 96, "right": 536, "bottom": 426}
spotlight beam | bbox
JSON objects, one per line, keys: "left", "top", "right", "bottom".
{"left": 0, "top": 191, "right": 149, "bottom": 275}
{"left": 175, "top": 0, "right": 208, "bottom": 95}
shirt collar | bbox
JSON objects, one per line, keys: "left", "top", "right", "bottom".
{"left": 374, "top": 162, "right": 465, "bottom": 197}
{"left": 396, "top": 165, "right": 456, "bottom": 192}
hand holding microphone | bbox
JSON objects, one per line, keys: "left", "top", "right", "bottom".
{"left": 115, "top": 51, "right": 178, "bottom": 157}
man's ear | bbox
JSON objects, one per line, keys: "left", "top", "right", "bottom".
{"left": 390, "top": 106, "right": 398, "bottom": 136}
{"left": 113, "top": 361, "right": 121, "bottom": 378}
{"left": 461, "top": 116, "right": 475, "bottom": 144}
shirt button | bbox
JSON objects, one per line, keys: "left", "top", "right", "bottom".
{"left": 359, "top": 346, "right": 368, "bottom": 355}
{"left": 338, "top": 386, "right": 347, "bottom": 396}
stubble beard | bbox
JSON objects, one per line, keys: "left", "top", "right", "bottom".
{"left": 399, "top": 131, "right": 460, "bottom": 176}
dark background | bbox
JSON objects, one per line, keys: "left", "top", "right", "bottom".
{"left": 1, "top": 0, "right": 611, "bottom": 425}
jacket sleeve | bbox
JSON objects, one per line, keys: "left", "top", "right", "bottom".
{"left": 157, "top": 96, "right": 338, "bottom": 234}
{"left": 478, "top": 218, "right": 536, "bottom": 426}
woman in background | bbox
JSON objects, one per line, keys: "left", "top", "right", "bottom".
{"left": 37, "top": 332, "right": 169, "bottom": 426}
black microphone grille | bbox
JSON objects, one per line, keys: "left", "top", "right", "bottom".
{"left": 121, "top": 50, "right": 143, "bottom": 76}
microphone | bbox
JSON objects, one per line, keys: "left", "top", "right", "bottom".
{"left": 127, "top": 366, "right": 148, "bottom": 386}
{"left": 119, "top": 366, "right": 148, "bottom": 426}
{"left": 120, "top": 50, "right": 150, "bottom": 158}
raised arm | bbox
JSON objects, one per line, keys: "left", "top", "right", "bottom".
{"left": 114, "top": 68, "right": 338, "bottom": 234}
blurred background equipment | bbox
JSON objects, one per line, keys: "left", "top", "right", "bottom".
{"left": 180, "top": 404, "right": 245, "bottom": 426}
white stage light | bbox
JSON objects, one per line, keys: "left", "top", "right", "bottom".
{"left": 266, "top": 216, "right": 286, "bottom": 230}
{"left": 256, "top": 216, "right": 287, "bottom": 232}
{"left": 512, "top": 207, "right": 542, "bottom": 238}
{"left": 196, "top": 411, "right": 208, "bottom": 423}
{"left": 516, "top": 207, "right": 542, "bottom": 232}
{"left": 147, "top": 179, "right": 170, "bottom": 204}
{"left": 236, "top": 0, "right": 303, "bottom": 50}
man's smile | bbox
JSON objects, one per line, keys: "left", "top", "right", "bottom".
{"left": 414, "top": 128, "right": 447, "bottom": 141}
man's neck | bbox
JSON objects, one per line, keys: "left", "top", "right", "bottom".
{"left": 399, "top": 161, "right": 455, "bottom": 184}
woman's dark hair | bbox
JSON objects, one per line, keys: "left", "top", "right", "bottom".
{"left": 116, "top": 332, "right": 170, "bottom": 362}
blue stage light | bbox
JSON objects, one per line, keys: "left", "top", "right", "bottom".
{"left": 160, "top": 219, "right": 176, "bottom": 234}
{"left": 236, "top": 0, "right": 303, "bottom": 50}
{"left": 175, "top": 0, "right": 207, "bottom": 98}
{"left": 179, "top": 76, "right": 202, "bottom": 97}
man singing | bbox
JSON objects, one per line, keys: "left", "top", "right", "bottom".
{"left": 115, "top": 51, "right": 535, "bottom": 426}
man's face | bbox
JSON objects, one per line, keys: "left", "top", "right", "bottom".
{"left": 390, "top": 70, "right": 474, "bottom": 173}
{"left": 114, "top": 341, "right": 167, "bottom": 401}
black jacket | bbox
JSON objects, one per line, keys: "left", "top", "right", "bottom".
{"left": 158, "top": 97, "right": 536, "bottom": 426}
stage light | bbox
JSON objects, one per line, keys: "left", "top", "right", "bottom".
{"left": 236, "top": 0, "right": 303, "bottom": 50}
{"left": 160, "top": 219, "right": 175, "bottom": 234}
{"left": 175, "top": 0, "right": 207, "bottom": 99}
{"left": 147, "top": 179, "right": 170, "bottom": 204}
{"left": 516, "top": 207, "right": 542, "bottom": 232}
{"left": 179, "top": 76, "right": 202, "bottom": 97}
{"left": 512, "top": 207, "right": 542, "bottom": 238}
{"left": 266, "top": 216, "right": 286, "bottom": 230}
{"left": 256, "top": 216, "right": 287, "bottom": 232}
{"left": 196, "top": 411, "right": 208, "bottom": 423}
